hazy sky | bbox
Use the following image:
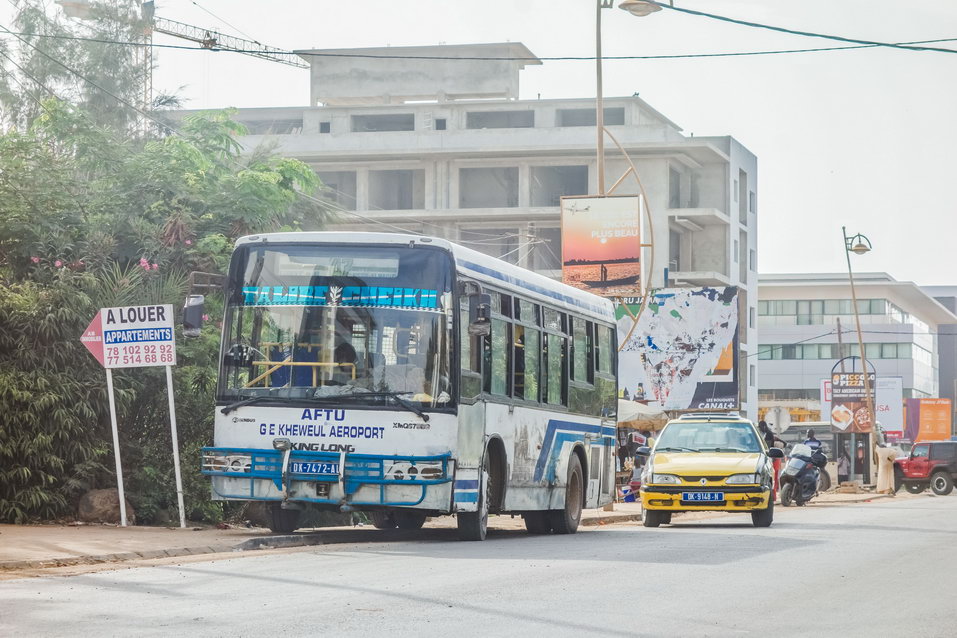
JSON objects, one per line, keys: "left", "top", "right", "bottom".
{"left": 7, "top": 1, "right": 956, "bottom": 285}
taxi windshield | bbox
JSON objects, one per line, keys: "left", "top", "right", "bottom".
{"left": 655, "top": 421, "right": 762, "bottom": 454}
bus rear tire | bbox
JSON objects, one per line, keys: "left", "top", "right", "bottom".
{"left": 268, "top": 505, "right": 300, "bottom": 534}
{"left": 370, "top": 511, "right": 396, "bottom": 529}
{"left": 393, "top": 511, "right": 427, "bottom": 530}
{"left": 523, "top": 511, "right": 552, "bottom": 534}
{"left": 550, "top": 454, "right": 583, "bottom": 535}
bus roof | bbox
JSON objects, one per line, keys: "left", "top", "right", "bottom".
{"left": 235, "top": 231, "right": 616, "bottom": 322}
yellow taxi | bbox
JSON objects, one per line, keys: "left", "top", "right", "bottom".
{"left": 637, "top": 413, "right": 784, "bottom": 528}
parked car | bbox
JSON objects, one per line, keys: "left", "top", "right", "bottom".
{"left": 894, "top": 441, "right": 957, "bottom": 496}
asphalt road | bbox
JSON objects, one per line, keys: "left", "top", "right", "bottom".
{"left": 2, "top": 495, "right": 955, "bottom": 637}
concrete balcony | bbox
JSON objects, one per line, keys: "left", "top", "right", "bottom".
{"left": 667, "top": 207, "right": 730, "bottom": 229}
{"left": 670, "top": 270, "right": 732, "bottom": 287}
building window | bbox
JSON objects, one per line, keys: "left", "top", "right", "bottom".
{"left": 243, "top": 118, "right": 303, "bottom": 135}
{"left": 316, "top": 170, "right": 357, "bottom": 209}
{"left": 749, "top": 306, "right": 756, "bottom": 329}
{"left": 460, "top": 227, "right": 519, "bottom": 264}
{"left": 368, "top": 169, "right": 425, "bottom": 210}
{"left": 757, "top": 342, "right": 925, "bottom": 360}
{"left": 459, "top": 167, "right": 519, "bottom": 208}
{"left": 733, "top": 239, "right": 739, "bottom": 262}
{"left": 466, "top": 110, "right": 534, "bottom": 129}
{"left": 669, "top": 167, "right": 681, "bottom": 208}
{"left": 749, "top": 249, "right": 756, "bottom": 271}
{"left": 733, "top": 179, "right": 739, "bottom": 202}
{"left": 556, "top": 107, "right": 624, "bottom": 127}
{"left": 530, "top": 166, "right": 588, "bottom": 206}
{"left": 749, "top": 191, "right": 756, "bottom": 213}
{"left": 319, "top": 121, "right": 331, "bottom": 134}
{"left": 533, "top": 227, "right": 561, "bottom": 271}
{"left": 351, "top": 113, "right": 415, "bottom": 132}
{"left": 750, "top": 364, "right": 756, "bottom": 387}
{"left": 435, "top": 118, "right": 447, "bottom": 130}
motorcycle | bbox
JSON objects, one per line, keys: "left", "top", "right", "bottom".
{"left": 779, "top": 443, "right": 828, "bottom": 506}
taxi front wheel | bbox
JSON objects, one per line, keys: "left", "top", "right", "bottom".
{"left": 751, "top": 500, "right": 774, "bottom": 527}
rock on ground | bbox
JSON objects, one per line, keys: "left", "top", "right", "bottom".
{"left": 77, "top": 489, "right": 136, "bottom": 524}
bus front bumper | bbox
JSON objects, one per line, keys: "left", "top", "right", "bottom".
{"left": 201, "top": 446, "right": 453, "bottom": 508}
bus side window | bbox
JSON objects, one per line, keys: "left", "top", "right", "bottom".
{"left": 489, "top": 318, "right": 510, "bottom": 396}
{"left": 460, "top": 297, "right": 482, "bottom": 400}
{"left": 571, "top": 318, "right": 592, "bottom": 385}
{"left": 544, "top": 331, "right": 567, "bottom": 406}
{"left": 596, "top": 324, "right": 614, "bottom": 373}
{"left": 513, "top": 324, "right": 541, "bottom": 402}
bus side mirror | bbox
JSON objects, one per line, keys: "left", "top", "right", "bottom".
{"left": 182, "top": 295, "right": 205, "bottom": 338}
{"left": 468, "top": 293, "right": 491, "bottom": 336}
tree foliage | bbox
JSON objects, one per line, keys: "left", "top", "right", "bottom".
{"left": 0, "top": 6, "right": 327, "bottom": 521}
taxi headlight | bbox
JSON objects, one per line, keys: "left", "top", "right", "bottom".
{"left": 726, "top": 473, "right": 759, "bottom": 484}
{"left": 651, "top": 473, "right": 679, "bottom": 485}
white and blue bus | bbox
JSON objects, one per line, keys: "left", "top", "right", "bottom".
{"left": 195, "top": 232, "right": 617, "bottom": 540}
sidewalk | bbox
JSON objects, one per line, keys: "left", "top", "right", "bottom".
{"left": 0, "top": 503, "right": 645, "bottom": 574}
{"left": 0, "top": 493, "right": 904, "bottom": 576}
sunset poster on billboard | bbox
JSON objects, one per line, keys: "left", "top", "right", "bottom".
{"left": 560, "top": 195, "right": 641, "bottom": 296}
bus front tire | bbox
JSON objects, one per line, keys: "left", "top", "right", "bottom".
{"left": 370, "top": 511, "right": 396, "bottom": 529}
{"left": 457, "top": 470, "right": 489, "bottom": 541}
{"left": 550, "top": 454, "right": 583, "bottom": 535}
{"left": 393, "top": 511, "right": 427, "bottom": 530}
{"left": 268, "top": 505, "right": 300, "bottom": 534}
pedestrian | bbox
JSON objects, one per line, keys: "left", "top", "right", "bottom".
{"left": 758, "top": 420, "right": 785, "bottom": 450}
{"left": 837, "top": 449, "right": 850, "bottom": 484}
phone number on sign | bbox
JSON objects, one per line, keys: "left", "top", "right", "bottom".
{"left": 105, "top": 343, "right": 173, "bottom": 366}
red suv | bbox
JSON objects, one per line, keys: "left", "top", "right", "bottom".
{"left": 894, "top": 441, "right": 957, "bottom": 496}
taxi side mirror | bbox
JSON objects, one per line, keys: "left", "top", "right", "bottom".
{"left": 635, "top": 446, "right": 651, "bottom": 456}
{"left": 767, "top": 447, "right": 785, "bottom": 459}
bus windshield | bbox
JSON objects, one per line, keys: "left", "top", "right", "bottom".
{"left": 220, "top": 243, "right": 454, "bottom": 409}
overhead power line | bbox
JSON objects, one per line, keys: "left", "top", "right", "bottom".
{"left": 654, "top": 1, "right": 957, "bottom": 55}
{"left": 2, "top": 31, "right": 957, "bottom": 62}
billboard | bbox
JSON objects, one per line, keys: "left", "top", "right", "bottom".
{"left": 617, "top": 287, "right": 738, "bottom": 411}
{"left": 561, "top": 195, "right": 641, "bottom": 296}
{"left": 904, "top": 398, "right": 953, "bottom": 442}
{"left": 821, "top": 377, "right": 903, "bottom": 437}
{"left": 828, "top": 371, "right": 877, "bottom": 433}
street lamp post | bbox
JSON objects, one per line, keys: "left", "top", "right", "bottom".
{"left": 595, "top": 1, "right": 661, "bottom": 195}
{"left": 843, "top": 226, "right": 878, "bottom": 484}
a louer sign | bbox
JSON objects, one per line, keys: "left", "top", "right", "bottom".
{"left": 80, "top": 304, "right": 185, "bottom": 527}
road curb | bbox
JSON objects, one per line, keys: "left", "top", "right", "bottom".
{"left": 581, "top": 512, "right": 642, "bottom": 526}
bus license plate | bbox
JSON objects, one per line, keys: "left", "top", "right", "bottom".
{"left": 290, "top": 462, "right": 340, "bottom": 475}
{"left": 682, "top": 492, "right": 724, "bottom": 502}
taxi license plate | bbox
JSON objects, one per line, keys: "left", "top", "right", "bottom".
{"left": 682, "top": 492, "right": 724, "bottom": 502}
{"left": 290, "top": 462, "right": 339, "bottom": 475}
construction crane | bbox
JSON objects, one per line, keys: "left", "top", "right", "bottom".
{"left": 55, "top": 1, "right": 307, "bottom": 116}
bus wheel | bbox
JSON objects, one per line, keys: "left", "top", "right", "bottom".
{"left": 268, "top": 505, "right": 300, "bottom": 534}
{"left": 523, "top": 511, "right": 552, "bottom": 534}
{"left": 393, "top": 511, "right": 427, "bottom": 530}
{"left": 457, "top": 469, "right": 489, "bottom": 541}
{"left": 370, "top": 511, "right": 396, "bottom": 529}
{"left": 550, "top": 454, "right": 583, "bottom": 535}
